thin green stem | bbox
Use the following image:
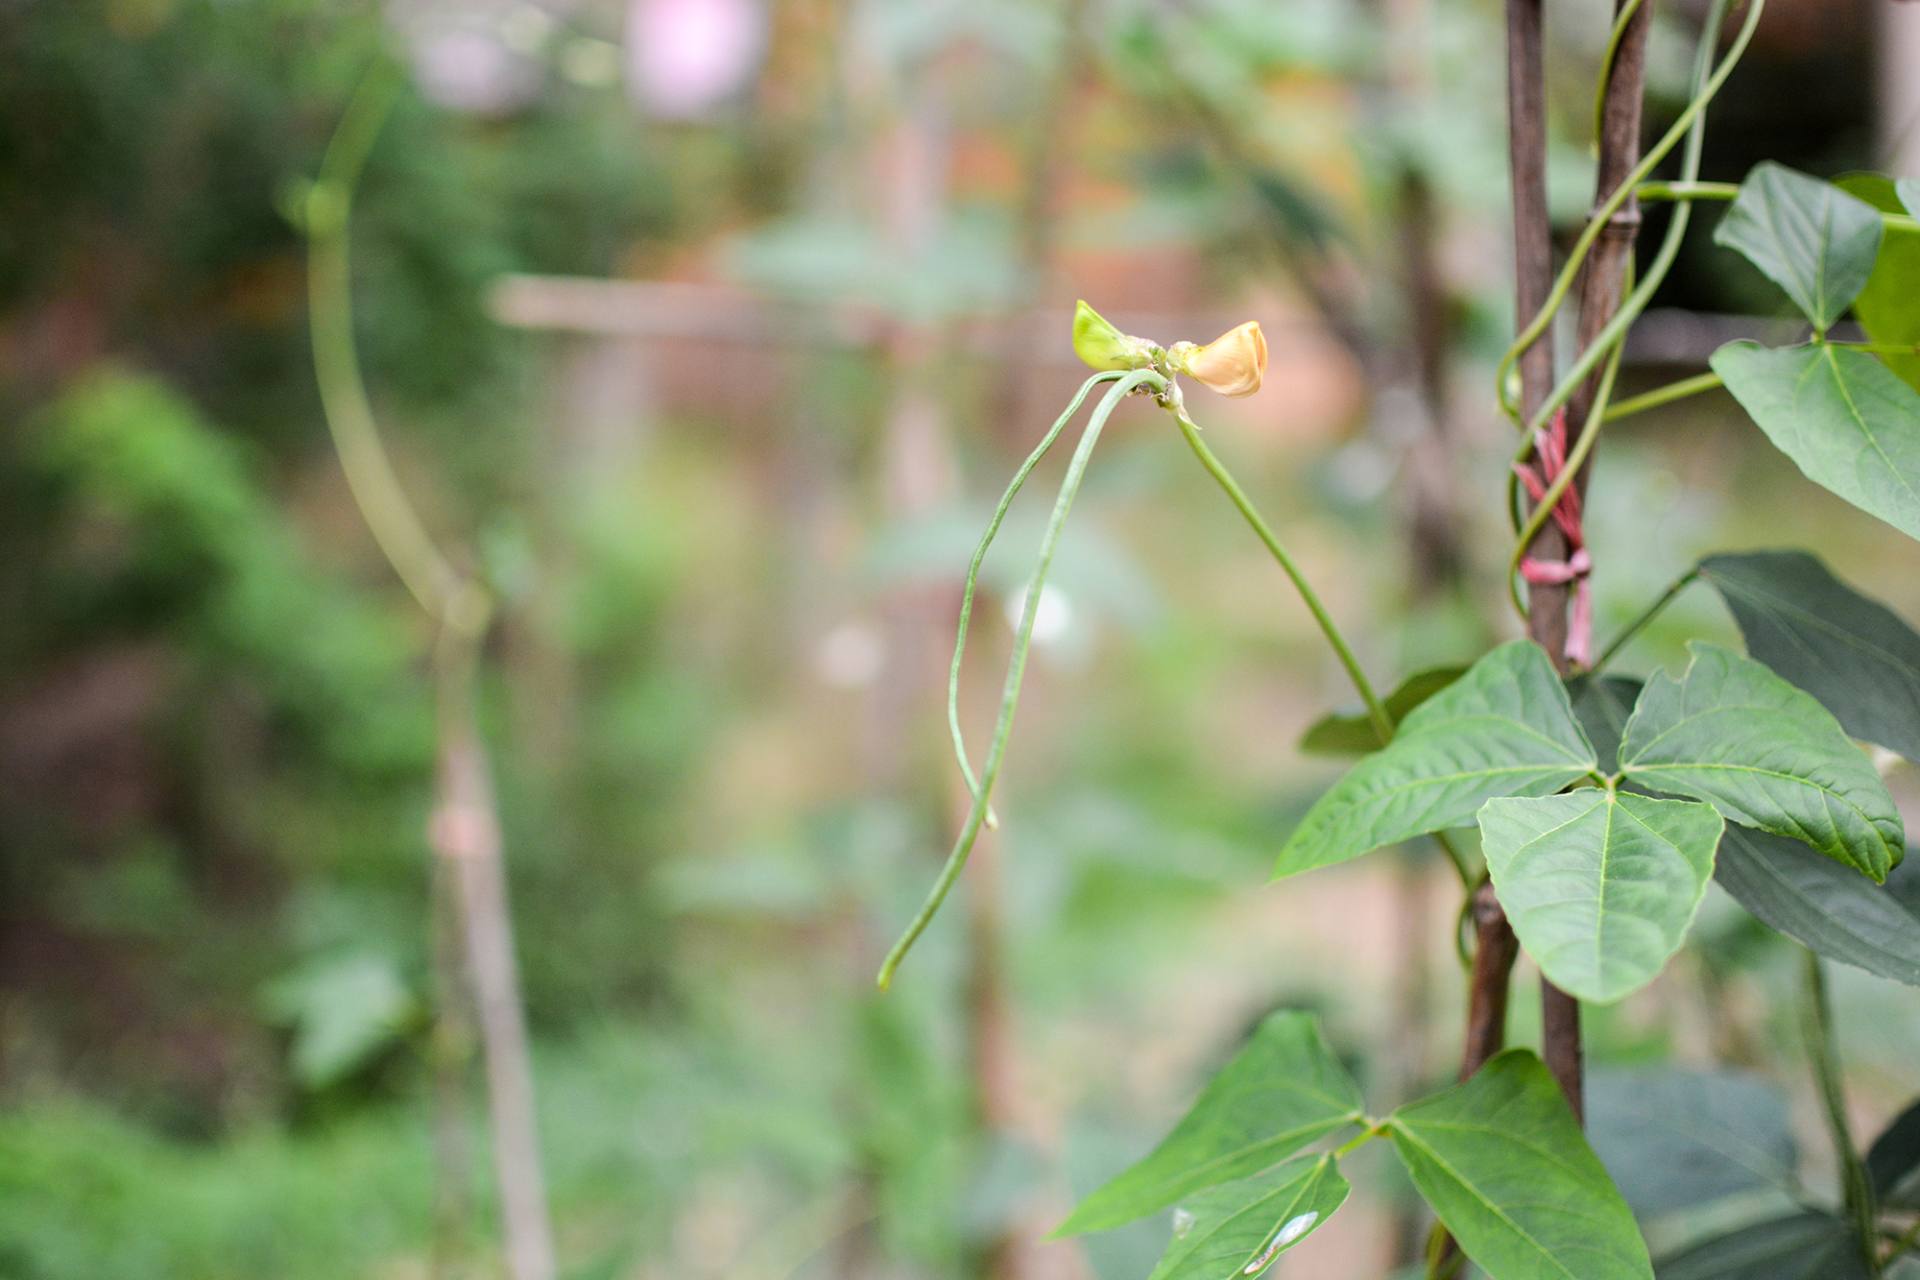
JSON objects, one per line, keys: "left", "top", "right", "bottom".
{"left": 1168, "top": 400, "right": 1472, "bottom": 885}
{"left": 1802, "top": 949, "right": 1881, "bottom": 1275}
{"left": 1886, "top": 1218, "right": 1920, "bottom": 1264}
{"left": 308, "top": 69, "right": 480, "bottom": 630}
{"left": 1589, "top": 568, "right": 1700, "bottom": 676}
{"left": 947, "top": 371, "right": 1124, "bottom": 821}
{"left": 1638, "top": 181, "right": 1920, "bottom": 234}
{"left": 1495, "top": 0, "right": 1763, "bottom": 427}
{"left": 1333, "top": 1123, "right": 1385, "bottom": 1159}
{"left": 1602, "top": 371, "right": 1724, "bottom": 422}
{"left": 1591, "top": 0, "right": 1649, "bottom": 154}
{"left": 878, "top": 371, "right": 1157, "bottom": 990}
{"left": 1635, "top": 179, "right": 1739, "bottom": 203}
{"left": 1170, "top": 408, "right": 1392, "bottom": 743}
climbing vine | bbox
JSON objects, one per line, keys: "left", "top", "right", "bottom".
{"left": 882, "top": 2, "right": 1920, "bottom": 1276}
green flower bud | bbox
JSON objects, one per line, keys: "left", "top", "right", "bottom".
{"left": 1072, "top": 300, "right": 1155, "bottom": 373}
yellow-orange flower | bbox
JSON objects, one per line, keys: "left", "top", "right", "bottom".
{"left": 1173, "top": 321, "right": 1268, "bottom": 397}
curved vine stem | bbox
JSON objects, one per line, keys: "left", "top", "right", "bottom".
{"left": 308, "top": 69, "right": 553, "bottom": 1280}
{"left": 1494, "top": 0, "right": 1766, "bottom": 428}
{"left": 947, "top": 371, "right": 1125, "bottom": 823}
{"left": 879, "top": 371, "right": 1158, "bottom": 989}
{"left": 308, "top": 68, "right": 482, "bottom": 633}
{"left": 1168, "top": 407, "right": 1393, "bottom": 743}
{"left": 1592, "top": 0, "right": 1649, "bottom": 153}
{"left": 1588, "top": 567, "right": 1700, "bottom": 676}
{"left": 1166, "top": 401, "right": 1472, "bottom": 886}
{"left": 1602, "top": 370, "right": 1725, "bottom": 421}
{"left": 1802, "top": 950, "right": 1882, "bottom": 1275}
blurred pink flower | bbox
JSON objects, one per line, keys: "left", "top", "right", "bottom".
{"left": 626, "top": 0, "right": 764, "bottom": 119}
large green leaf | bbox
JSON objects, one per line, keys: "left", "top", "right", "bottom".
{"left": 1656, "top": 1212, "right": 1873, "bottom": 1279}
{"left": 1298, "top": 665, "right": 1466, "bottom": 756}
{"left": 1056, "top": 1011, "right": 1363, "bottom": 1235}
{"left": 1276, "top": 641, "right": 1595, "bottom": 879}
{"left": 1618, "top": 643, "right": 1903, "bottom": 882}
{"left": 1146, "top": 1155, "right": 1348, "bottom": 1280}
{"left": 1587, "top": 1069, "right": 1796, "bottom": 1218}
{"left": 1837, "top": 174, "right": 1920, "bottom": 391}
{"left": 1699, "top": 550, "right": 1920, "bottom": 761}
{"left": 1712, "top": 341, "right": 1920, "bottom": 544}
{"left": 1389, "top": 1051, "right": 1651, "bottom": 1280}
{"left": 1868, "top": 1097, "right": 1920, "bottom": 1211}
{"left": 1479, "top": 791, "right": 1721, "bottom": 1003}
{"left": 1712, "top": 163, "right": 1883, "bottom": 330}
{"left": 1716, "top": 825, "right": 1920, "bottom": 986}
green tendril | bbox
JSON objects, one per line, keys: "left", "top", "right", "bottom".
{"left": 947, "top": 371, "right": 1126, "bottom": 826}
{"left": 878, "top": 370, "right": 1158, "bottom": 990}
{"left": 1591, "top": 0, "right": 1648, "bottom": 155}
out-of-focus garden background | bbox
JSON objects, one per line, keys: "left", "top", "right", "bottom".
{"left": 3, "top": 1, "right": 1920, "bottom": 1276}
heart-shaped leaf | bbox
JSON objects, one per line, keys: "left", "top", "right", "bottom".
{"left": 1148, "top": 1154, "right": 1348, "bottom": 1280}
{"left": 1586, "top": 1069, "right": 1796, "bottom": 1218}
{"left": 1276, "top": 641, "right": 1596, "bottom": 879}
{"left": 1713, "top": 163, "right": 1883, "bottom": 330}
{"left": 1298, "top": 665, "right": 1466, "bottom": 756}
{"left": 1389, "top": 1051, "right": 1652, "bottom": 1280}
{"left": 1712, "top": 341, "right": 1920, "bottom": 545}
{"left": 1837, "top": 174, "right": 1920, "bottom": 391}
{"left": 1699, "top": 550, "right": 1920, "bottom": 761}
{"left": 1716, "top": 825, "right": 1920, "bottom": 985}
{"left": 1619, "top": 643, "right": 1903, "bottom": 882}
{"left": 1479, "top": 791, "right": 1722, "bottom": 1003}
{"left": 1655, "top": 1212, "right": 1873, "bottom": 1279}
{"left": 1056, "top": 1011, "right": 1363, "bottom": 1236}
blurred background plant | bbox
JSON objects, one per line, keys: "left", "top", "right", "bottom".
{"left": 2, "top": 0, "right": 1919, "bottom": 1277}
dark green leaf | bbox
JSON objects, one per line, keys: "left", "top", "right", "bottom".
{"left": 1572, "top": 675, "right": 1644, "bottom": 775}
{"left": 1586, "top": 1069, "right": 1796, "bottom": 1217}
{"left": 1716, "top": 825, "right": 1920, "bottom": 985}
{"left": 1619, "top": 643, "right": 1903, "bottom": 882}
{"left": 1056, "top": 1011, "right": 1364, "bottom": 1235}
{"left": 1147, "top": 1155, "right": 1348, "bottom": 1280}
{"left": 1276, "top": 642, "right": 1595, "bottom": 879}
{"left": 1699, "top": 550, "right": 1920, "bottom": 761}
{"left": 1712, "top": 340, "right": 1920, "bottom": 545}
{"left": 1389, "top": 1050, "right": 1652, "bottom": 1280}
{"left": 1837, "top": 174, "right": 1920, "bottom": 391}
{"left": 1299, "top": 666, "right": 1467, "bottom": 756}
{"left": 1713, "top": 163, "right": 1883, "bottom": 330}
{"left": 1867, "top": 1097, "right": 1920, "bottom": 1210}
{"left": 1479, "top": 791, "right": 1721, "bottom": 1003}
{"left": 1655, "top": 1212, "right": 1872, "bottom": 1280}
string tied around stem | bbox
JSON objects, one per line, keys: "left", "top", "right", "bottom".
{"left": 1513, "top": 407, "right": 1594, "bottom": 668}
